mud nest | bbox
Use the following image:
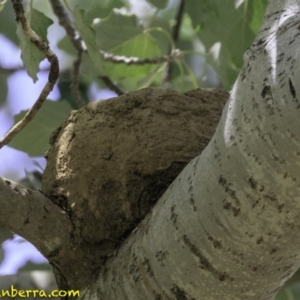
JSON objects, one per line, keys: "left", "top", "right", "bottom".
{"left": 42, "top": 88, "right": 228, "bottom": 254}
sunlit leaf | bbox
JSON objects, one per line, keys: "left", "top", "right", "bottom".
{"left": 186, "top": 0, "right": 267, "bottom": 88}
{"left": 0, "top": 0, "right": 8, "bottom": 12}
{"left": 73, "top": 7, "right": 104, "bottom": 74}
{"left": 28, "top": 8, "right": 53, "bottom": 42}
{"left": 94, "top": 12, "right": 142, "bottom": 51}
{"left": 94, "top": 12, "right": 163, "bottom": 90}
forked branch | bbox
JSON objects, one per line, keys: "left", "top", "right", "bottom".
{"left": 0, "top": 0, "right": 59, "bottom": 149}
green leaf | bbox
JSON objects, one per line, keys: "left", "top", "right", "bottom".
{"left": 28, "top": 8, "right": 53, "bottom": 42}
{"left": 17, "top": 25, "right": 43, "bottom": 82}
{"left": 16, "top": 7, "right": 53, "bottom": 82}
{"left": 9, "top": 100, "right": 73, "bottom": 156}
{"left": 0, "top": 0, "right": 8, "bottom": 12}
{"left": 186, "top": 0, "right": 267, "bottom": 89}
{"left": 147, "top": 16, "right": 171, "bottom": 54}
{"left": 81, "top": 0, "right": 125, "bottom": 21}
{"left": 73, "top": 7, "right": 104, "bottom": 74}
{"left": 0, "top": 1, "right": 18, "bottom": 44}
{"left": 105, "top": 33, "right": 163, "bottom": 90}
{"left": 94, "top": 12, "right": 142, "bottom": 51}
{"left": 66, "top": 0, "right": 125, "bottom": 20}
{"left": 146, "top": 0, "right": 168, "bottom": 9}
{"left": 250, "top": 0, "right": 267, "bottom": 33}
{"left": 275, "top": 286, "right": 295, "bottom": 300}
{"left": 58, "top": 79, "right": 90, "bottom": 109}
{"left": 94, "top": 11, "right": 163, "bottom": 90}
{"left": 57, "top": 35, "right": 78, "bottom": 56}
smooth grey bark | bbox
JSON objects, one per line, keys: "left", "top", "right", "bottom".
{"left": 80, "top": 1, "right": 300, "bottom": 299}
{"left": 0, "top": 0, "right": 299, "bottom": 299}
{"left": 0, "top": 177, "right": 72, "bottom": 256}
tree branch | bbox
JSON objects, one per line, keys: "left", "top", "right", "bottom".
{"left": 49, "top": 0, "right": 85, "bottom": 52}
{"left": 166, "top": 0, "right": 185, "bottom": 81}
{"left": 49, "top": 0, "right": 124, "bottom": 98}
{"left": 70, "top": 50, "right": 85, "bottom": 107}
{"left": 85, "top": 2, "right": 300, "bottom": 299}
{"left": 0, "top": 0, "right": 59, "bottom": 149}
{"left": 100, "top": 49, "right": 182, "bottom": 65}
{"left": 0, "top": 175, "right": 102, "bottom": 289}
{"left": 100, "top": 76, "right": 124, "bottom": 96}
{"left": 0, "top": 177, "right": 71, "bottom": 259}
{"left": 49, "top": 0, "right": 183, "bottom": 97}
{"left": 49, "top": 0, "right": 86, "bottom": 108}
{"left": 172, "top": 0, "right": 185, "bottom": 46}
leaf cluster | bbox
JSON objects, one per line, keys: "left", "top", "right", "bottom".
{"left": 0, "top": 0, "right": 267, "bottom": 156}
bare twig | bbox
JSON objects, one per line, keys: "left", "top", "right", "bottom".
{"left": 100, "top": 76, "right": 124, "bottom": 96}
{"left": 49, "top": 0, "right": 87, "bottom": 108}
{"left": 172, "top": 0, "right": 185, "bottom": 44}
{"left": 101, "top": 49, "right": 182, "bottom": 65}
{"left": 99, "top": 76, "right": 124, "bottom": 96}
{"left": 70, "top": 50, "right": 85, "bottom": 107}
{"left": 49, "top": 0, "right": 124, "bottom": 99}
{"left": 98, "top": 50, "right": 182, "bottom": 96}
{"left": 166, "top": 0, "right": 185, "bottom": 81}
{"left": 50, "top": 0, "right": 184, "bottom": 97}
{"left": 0, "top": 0, "right": 59, "bottom": 150}
{"left": 98, "top": 49, "right": 182, "bottom": 96}
{"left": 49, "top": 0, "right": 86, "bottom": 52}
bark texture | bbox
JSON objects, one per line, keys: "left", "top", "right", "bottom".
{"left": 80, "top": 1, "right": 300, "bottom": 299}
{"left": 3, "top": 1, "right": 299, "bottom": 298}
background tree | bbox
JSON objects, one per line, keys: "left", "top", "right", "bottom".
{"left": 1, "top": 1, "right": 299, "bottom": 299}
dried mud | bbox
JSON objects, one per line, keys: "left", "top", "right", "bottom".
{"left": 42, "top": 88, "right": 228, "bottom": 253}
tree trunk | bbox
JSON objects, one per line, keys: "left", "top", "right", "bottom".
{"left": 1, "top": 0, "right": 300, "bottom": 299}
{"left": 85, "top": 1, "right": 300, "bottom": 299}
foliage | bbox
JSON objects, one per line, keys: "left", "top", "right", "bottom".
{"left": 2, "top": 0, "right": 297, "bottom": 299}
{"left": 0, "top": 0, "right": 268, "bottom": 157}
{"left": 17, "top": 7, "right": 53, "bottom": 82}
{"left": 9, "top": 100, "right": 72, "bottom": 156}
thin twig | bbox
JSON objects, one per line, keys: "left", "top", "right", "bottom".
{"left": 49, "top": 0, "right": 85, "bottom": 52}
{"left": 166, "top": 0, "right": 185, "bottom": 81}
{"left": 98, "top": 48, "right": 182, "bottom": 96}
{"left": 71, "top": 50, "right": 85, "bottom": 107}
{"left": 98, "top": 49, "right": 182, "bottom": 96}
{"left": 49, "top": 0, "right": 87, "bottom": 108}
{"left": 50, "top": 0, "right": 184, "bottom": 96}
{"left": 101, "top": 49, "right": 182, "bottom": 65}
{"left": 0, "top": 0, "right": 59, "bottom": 150}
{"left": 49, "top": 0, "right": 123, "bottom": 98}
{"left": 172, "top": 0, "right": 185, "bottom": 44}
{"left": 100, "top": 76, "right": 124, "bottom": 96}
